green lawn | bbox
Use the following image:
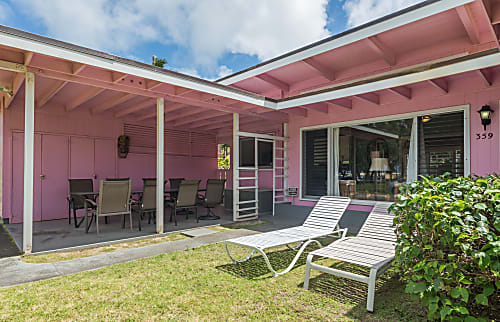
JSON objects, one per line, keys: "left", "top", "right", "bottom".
{"left": 22, "top": 233, "right": 188, "bottom": 264}
{"left": 0, "top": 243, "right": 424, "bottom": 321}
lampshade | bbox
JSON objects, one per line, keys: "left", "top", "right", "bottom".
{"left": 369, "top": 157, "right": 389, "bottom": 172}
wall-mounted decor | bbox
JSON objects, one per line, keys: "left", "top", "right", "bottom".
{"left": 117, "top": 135, "right": 130, "bottom": 159}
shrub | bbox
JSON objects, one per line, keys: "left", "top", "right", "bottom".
{"left": 391, "top": 174, "right": 499, "bottom": 321}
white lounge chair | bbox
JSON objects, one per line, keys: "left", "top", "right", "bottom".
{"left": 303, "top": 201, "right": 395, "bottom": 312}
{"left": 224, "top": 196, "right": 351, "bottom": 277}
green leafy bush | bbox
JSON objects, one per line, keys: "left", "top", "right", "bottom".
{"left": 391, "top": 174, "right": 499, "bottom": 321}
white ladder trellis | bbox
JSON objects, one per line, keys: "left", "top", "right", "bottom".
{"left": 232, "top": 113, "right": 289, "bottom": 222}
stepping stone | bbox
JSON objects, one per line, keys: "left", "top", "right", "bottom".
{"left": 181, "top": 227, "right": 218, "bottom": 238}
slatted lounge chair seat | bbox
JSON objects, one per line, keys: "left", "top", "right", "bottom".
{"left": 304, "top": 201, "right": 395, "bottom": 312}
{"left": 224, "top": 196, "right": 351, "bottom": 277}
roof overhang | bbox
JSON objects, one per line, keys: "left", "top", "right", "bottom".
{"left": 217, "top": 0, "right": 475, "bottom": 86}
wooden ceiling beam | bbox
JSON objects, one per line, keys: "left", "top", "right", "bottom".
{"left": 456, "top": 5, "right": 481, "bottom": 44}
{"left": 302, "top": 58, "right": 335, "bottom": 81}
{"left": 366, "top": 36, "right": 396, "bottom": 66}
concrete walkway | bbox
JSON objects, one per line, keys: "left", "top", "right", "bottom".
{"left": 0, "top": 228, "right": 257, "bottom": 289}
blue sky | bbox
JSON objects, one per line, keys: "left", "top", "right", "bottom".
{"left": 0, "top": 0, "right": 421, "bottom": 80}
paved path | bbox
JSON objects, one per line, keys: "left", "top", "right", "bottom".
{"left": 0, "top": 224, "right": 20, "bottom": 258}
{"left": 0, "top": 229, "right": 257, "bottom": 289}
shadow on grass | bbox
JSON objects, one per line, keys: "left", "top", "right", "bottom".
{"left": 302, "top": 261, "right": 426, "bottom": 321}
{"left": 299, "top": 262, "right": 388, "bottom": 304}
{"left": 216, "top": 244, "right": 319, "bottom": 280}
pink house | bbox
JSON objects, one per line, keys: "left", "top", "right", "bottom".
{"left": 0, "top": 0, "right": 499, "bottom": 253}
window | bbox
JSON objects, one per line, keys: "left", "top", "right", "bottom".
{"left": 337, "top": 119, "right": 412, "bottom": 202}
{"left": 217, "top": 144, "right": 230, "bottom": 170}
{"left": 239, "top": 138, "right": 273, "bottom": 168}
{"left": 302, "top": 129, "right": 328, "bottom": 197}
{"left": 301, "top": 109, "right": 467, "bottom": 202}
{"left": 417, "top": 112, "right": 464, "bottom": 177}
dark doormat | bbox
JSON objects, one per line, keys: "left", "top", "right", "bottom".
{"left": 0, "top": 223, "right": 21, "bottom": 258}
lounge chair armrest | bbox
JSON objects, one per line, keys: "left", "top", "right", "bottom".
{"left": 84, "top": 199, "right": 96, "bottom": 207}
{"left": 331, "top": 228, "right": 348, "bottom": 239}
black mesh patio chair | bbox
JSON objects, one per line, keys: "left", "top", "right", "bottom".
{"left": 166, "top": 180, "right": 200, "bottom": 225}
{"left": 132, "top": 178, "right": 157, "bottom": 231}
{"left": 85, "top": 179, "right": 133, "bottom": 234}
{"left": 67, "top": 179, "right": 96, "bottom": 228}
{"left": 168, "top": 178, "right": 185, "bottom": 201}
{"left": 198, "top": 179, "right": 226, "bottom": 221}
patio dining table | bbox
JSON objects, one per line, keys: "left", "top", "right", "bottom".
{"left": 72, "top": 188, "right": 208, "bottom": 232}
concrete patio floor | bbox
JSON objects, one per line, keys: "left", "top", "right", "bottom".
{"left": 4, "top": 204, "right": 369, "bottom": 253}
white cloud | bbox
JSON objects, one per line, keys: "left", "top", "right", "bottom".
{"left": 217, "top": 65, "right": 233, "bottom": 79}
{"left": 343, "top": 0, "right": 423, "bottom": 27}
{"left": 15, "top": 0, "right": 329, "bottom": 71}
{"left": 0, "top": 1, "right": 13, "bottom": 23}
{"left": 174, "top": 67, "right": 202, "bottom": 79}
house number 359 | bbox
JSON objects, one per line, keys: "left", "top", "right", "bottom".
{"left": 475, "top": 132, "right": 494, "bottom": 140}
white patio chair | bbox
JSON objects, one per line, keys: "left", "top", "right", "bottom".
{"left": 224, "top": 196, "right": 351, "bottom": 277}
{"left": 303, "top": 201, "right": 395, "bottom": 312}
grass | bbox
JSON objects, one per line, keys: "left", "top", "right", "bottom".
{"left": 1, "top": 242, "right": 424, "bottom": 321}
{"left": 22, "top": 233, "right": 188, "bottom": 264}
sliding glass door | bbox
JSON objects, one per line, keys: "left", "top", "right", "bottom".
{"left": 337, "top": 119, "right": 412, "bottom": 201}
{"left": 301, "top": 108, "right": 467, "bottom": 202}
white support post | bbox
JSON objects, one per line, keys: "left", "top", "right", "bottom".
{"left": 272, "top": 139, "right": 276, "bottom": 216}
{"left": 254, "top": 137, "right": 259, "bottom": 218}
{"left": 23, "top": 72, "right": 34, "bottom": 254}
{"left": 232, "top": 113, "right": 239, "bottom": 222}
{"left": 156, "top": 97, "right": 164, "bottom": 234}
{"left": 283, "top": 123, "right": 288, "bottom": 202}
{"left": 0, "top": 95, "right": 4, "bottom": 221}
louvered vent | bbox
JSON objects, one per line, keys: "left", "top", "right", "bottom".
{"left": 123, "top": 124, "right": 156, "bottom": 148}
{"left": 191, "top": 131, "right": 216, "bottom": 157}
{"left": 123, "top": 124, "right": 216, "bottom": 158}
{"left": 165, "top": 129, "right": 190, "bottom": 156}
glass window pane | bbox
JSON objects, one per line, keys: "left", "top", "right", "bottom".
{"left": 338, "top": 119, "right": 413, "bottom": 201}
{"left": 417, "top": 111, "right": 464, "bottom": 177}
{"left": 303, "top": 129, "right": 328, "bottom": 197}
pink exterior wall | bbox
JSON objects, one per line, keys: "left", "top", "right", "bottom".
{"left": 287, "top": 76, "right": 500, "bottom": 209}
{"left": 3, "top": 103, "right": 217, "bottom": 223}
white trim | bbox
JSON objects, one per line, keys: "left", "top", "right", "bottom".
{"left": 237, "top": 131, "right": 287, "bottom": 141}
{"left": 300, "top": 105, "right": 469, "bottom": 131}
{"left": 332, "top": 128, "right": 340, "bottom": 196}
{"left": 22, "top": 72, "right": 34, "bottom": 254}
{"left": 219, "top": 0, "right": 473, "bottom": 85}
{"left": 277, "top": 52, "right": 500, "bottom": 109}
{"left": 464, "top": 106, "right": 471, "bottom": 176}
{"left": 327, "top": 127, "right": 332, "bottom": 195}
{"left": 299, "top": 104, "right": 471, "bottom": 200}
{"left": 0, "top": 32, "right": 269, "bottom": 108}
{"left": 351, "top": 125, "right": 399, "bottom": 139}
